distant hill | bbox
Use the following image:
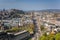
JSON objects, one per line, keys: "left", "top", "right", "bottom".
{"left": 36, "top": 9, "right": 60, "bottom": 13}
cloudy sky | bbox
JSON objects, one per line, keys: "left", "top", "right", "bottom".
{"left": 0, "top": 0, "right": 60, "bottom": 11}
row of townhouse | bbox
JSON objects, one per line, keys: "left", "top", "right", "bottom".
{"left": 37, "top": 13, "right": 60, "bottom": 35}
{"left": 0, "top": 17, "right": 33, "bottom": 30}
{"left": 0, "top": 18, "right": 23, "bottom": 30}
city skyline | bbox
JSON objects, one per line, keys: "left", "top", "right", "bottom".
{"left": 0, "top": 0, "right": 60, "bottom": 11}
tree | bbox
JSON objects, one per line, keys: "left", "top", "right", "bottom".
{"left": 40, "top": 25, "right": 45, "bottom": 31}
{"left": 55, "top": 33, "right": 60, "bottom": 40}
{"left": 40, "top": 36, "right": 48, "bottom": 40}
{"left": 48, "top": 34, "right": 55, "bottom": 40}
{"left": 39, "top": 33, "right": 55, "bottom": 40}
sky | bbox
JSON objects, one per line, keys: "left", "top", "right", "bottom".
{"left": 0, "top": 0, "right": 60, "bottom": 11}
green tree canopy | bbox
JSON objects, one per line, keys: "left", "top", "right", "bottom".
{"left": 40, "top": 36, "right": 48, "bottom": 40}
{"left": 55, "top": 33, "right": 60, "bottom": 40}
